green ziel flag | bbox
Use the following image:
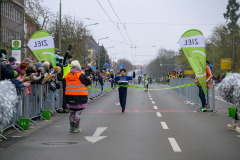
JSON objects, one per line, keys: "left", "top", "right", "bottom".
{"left": 178, "top": 29, "right": 206, "bottom": 96}
{"left": 27, "top": 30, "right": 56, "bottom": 66}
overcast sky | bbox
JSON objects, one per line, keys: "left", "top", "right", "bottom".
{"left": 42, "top": 0, "right": 228, "bottom": 65}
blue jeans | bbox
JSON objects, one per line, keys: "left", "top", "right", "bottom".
{"left": 199, "top": 86, "right": 206, "bottom": 108}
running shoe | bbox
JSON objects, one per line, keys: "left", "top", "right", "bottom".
{"left": 73, "top": 128, "right": 84, "bottom": 133}
{"left": 70, "top": 128, "right": 74, "bottom": 132}
{"left": 122, "top": 112, "right": 125, "bottom": 114}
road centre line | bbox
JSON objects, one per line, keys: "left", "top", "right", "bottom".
{"left": 152, "top": 101, "right": 155, "bottom": 104}
{"left": 161, "top": 122, "right": 169, "bottom": 129}
{"left": 168, "top": 138, "right": 182, "bottom": 152}
{"left": 153, "top": 106, "right": 158, "bottom": 109}
{"left": 156, "top": 112, "right": 162, "bottom": 117}
{"left": 150, "top": 98, "right": 153, "bottom": 100}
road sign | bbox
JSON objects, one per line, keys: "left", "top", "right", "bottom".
{"left": 12, "top": 40, "right": 21, "bottom": 62}
{"left": 221, "top": 58, "right": 231, "bottom": 70}
{"left": 184, "top": 70, "right": 194, "bottom": 75}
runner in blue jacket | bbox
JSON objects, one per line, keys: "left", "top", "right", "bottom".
{"left": 115, "top": 69, "right": 132, "bottom": 114}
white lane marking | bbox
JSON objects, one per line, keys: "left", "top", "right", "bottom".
{"left": 150, "top": 98, "right": 153, "bottom": 100}
{"left": 153, "top": 106, "right": 158, "bottom": 109}
{"left": 161, "top": 122, "right": 169, "bottom": 129}
{"left": 92, "top": 127, "right": 107, "bottom": 137}
{"left": 12, "top": 136, "right": 22, "bottom": 138}
{"left": 168, "top": 138, "right": 182, "bottom": 152}
{"left": 152, "top": 101, "right": 155, "bottom": 104}
{"left": 85, "top": 127, "right": 107, "bottom": 143}
{"left": 156, "top": 112, "right": 162, "bottom": 117}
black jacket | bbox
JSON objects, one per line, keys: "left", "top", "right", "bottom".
{"left": 1, "top": 61, "right": 14, "bottom": 80}
{"left": 66, "top": 73, "right": 92, "bottom": 105}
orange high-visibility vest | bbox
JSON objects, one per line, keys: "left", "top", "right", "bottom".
{"left": 65, "top": 72, "right": 88, "bottom": 96}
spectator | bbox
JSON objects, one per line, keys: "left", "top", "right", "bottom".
{"left": 0, "top": 49, "right": 14, "bottom": 80}
{"left": 23, "top": 58, "right": 32, "bottom": 64}
{"left": 138, "top": 76, "right": 141, "bottom": 84}
{"left": 195, "top": 63, "right": 212, "bottom": 112}
{"left": 9, "top": 57, "right": 18, "bottom": 69}
{"left": 42, "top": 61, "right": 54, "bottom": 83}
{"left": 62, "top": 48, "right": 73, "bottom": 113}
{"left": 110, "top": 71, "right": 115, "bottom": 87}
{"left": 179, "top": 70, "right": 184, "bottom": 78}
{"left": 217, "top": 74, "right": 220, "bottom": 83}
{"left": 206, "top": 60, "right": 213, "bottom": 74}
{"left": 55, "top": 48, "right": 61, "bottom": 67}
{"left": 222, "top": 73, "right": 226, "bottom": 81}
{"left": 64, "top": 60, "right": 91, "bottom": 132}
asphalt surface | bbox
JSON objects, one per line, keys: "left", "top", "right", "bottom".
{"left": 1, "top": 83, "right": 240, "bottom": 160}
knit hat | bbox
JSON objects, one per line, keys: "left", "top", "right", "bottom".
{"left": 43, "top": 61, "right": 50, "bottom": 68}
{"left": 68, "top": 55, "right": 72, "bottom": 59}
{"left": 0, "top": 49, "right": 7, "bottom": 55}
{"left": 35, "top": 62, "right": 44, "bottom": 70}
{"left": 9, "top": 57, "right": 17, "bottom": 63}
{"left": 23, "top": 58, "right": 32, "bottom": 63}
{"left": 53, "top": 66, "right": 60, "bottom": 71}
{"left": 55, "top": 48, "right": 60, "bottom": 53}
{"left": 71, "top": 60, "right": 81, "bottom": 70}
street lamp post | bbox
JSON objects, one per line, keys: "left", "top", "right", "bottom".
{"left": 110, "top": 53, "right": 118, "bottom": 69}
{"left": 98, "top": 37, "right": 109, "bottom": 68}
{"left": 105, "top": 46, "right": 114, "bottom": 63}
{"left": 59, "top": 0, "right": 62, "bottom": 54}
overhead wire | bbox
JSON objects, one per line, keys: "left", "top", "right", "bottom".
{"left": 108, "top": 0, "right": 134, "bottom": 45}
{"left": 77, "top": 17, "right": 220, "bottom": 26}
{"left": 96, "top": 0, "right": 131, "bottom": 48}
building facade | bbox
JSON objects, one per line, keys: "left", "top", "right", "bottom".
{"left": 86, "top": 36, "right": 98, "bottom": 64}
{"left": 1, "top": 0, "right": 25, "bottom": 58}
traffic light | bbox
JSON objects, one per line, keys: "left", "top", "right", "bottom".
{"left": 160, "top": 62, "right": 162, "bottom": 66}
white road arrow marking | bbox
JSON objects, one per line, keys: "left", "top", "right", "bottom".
{"left": 85, "top": 127, "right": 107, "bottom": 143}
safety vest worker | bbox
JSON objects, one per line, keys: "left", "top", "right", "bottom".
{"left": 65, "top": 60, "right": 91, "bottom": 105}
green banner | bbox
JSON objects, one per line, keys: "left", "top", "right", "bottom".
{"left": 88, "top": 83, "right": 197, "bottom": 91}
{"left": 27, "top": 30, "right": 56, "bottom": 66}
{"left": 178, "top": 29, "right": 206, "bottom": 96}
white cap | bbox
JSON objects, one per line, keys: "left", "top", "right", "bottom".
{"left": 71, "top": 60, "right": 81, "bottom": 70}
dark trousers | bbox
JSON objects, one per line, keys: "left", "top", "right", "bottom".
{"left": 235, "top": 108, "right": 239, "bottom": 120}
{"left": 111, "top": 81, "right": 114, "bottom": 88}
{"left": 199, "top": 86, "right": 206, "bottom": 108}
{"left": 119, "top": 88, "right": 127, "bottom": 112}
{"left": 62, "top": 78, "right": 67, "bottom": 110}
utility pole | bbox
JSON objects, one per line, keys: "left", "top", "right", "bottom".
{"left": 98, "top": 41, "right": 100, "bottom": 68}
{"left": 59, "top": 0, "right": 62, "bottom": 54}
{"left": 0, "top": 0, "right": 2, "bottom": 48}
{"left": 232, "top": 37, "right": 235, "bottom": 72}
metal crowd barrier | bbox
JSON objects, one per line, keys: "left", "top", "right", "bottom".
{"left": 88, "top": 81, "right": 111, "bottom": 99}
{"left": 170, "top": 78, "right": 219, "bottom": 115}
{"left": 2, "top": 81, "right": 112, "bottom": 135}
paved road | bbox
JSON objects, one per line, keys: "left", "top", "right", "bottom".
{"left": 0, "top": 84, "right": 240, "bottom": 160}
